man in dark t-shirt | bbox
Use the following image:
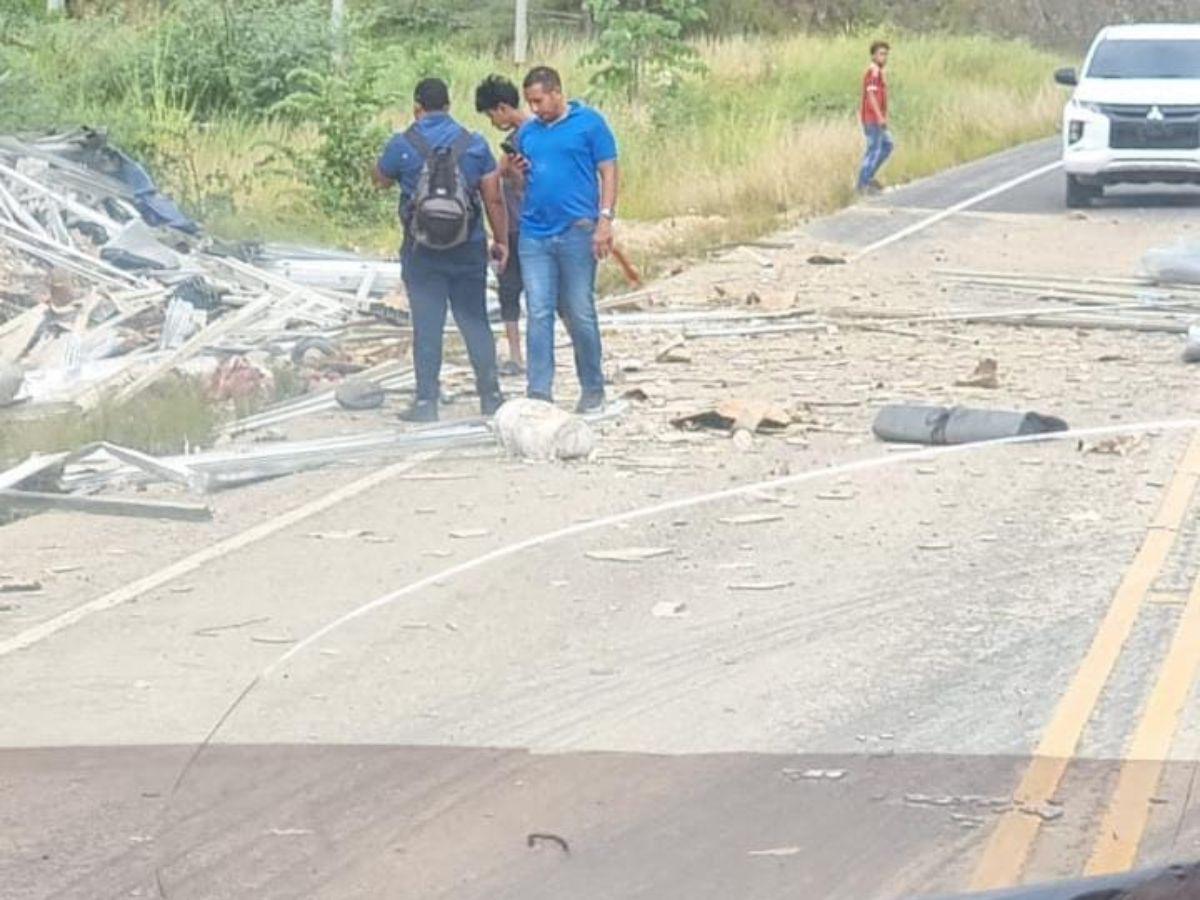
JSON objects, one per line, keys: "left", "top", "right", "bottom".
{"left": 475, "top": 75, "right": 531, "bottom": 377}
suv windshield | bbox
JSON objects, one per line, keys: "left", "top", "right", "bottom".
{"left": 1087, "top": 38, "right": 1200, "bottom": 78}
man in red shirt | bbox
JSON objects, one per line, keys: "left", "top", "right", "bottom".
{"left": 857, "top": 40, "right": 893, "bottom": 194}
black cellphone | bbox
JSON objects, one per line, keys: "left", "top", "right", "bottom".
{"left": 500, "top": 136, "right": 518, "bottom": 156}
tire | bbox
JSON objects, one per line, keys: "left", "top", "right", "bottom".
{"left": 1066, "top": 175, "right": 1099, "bottom": 209}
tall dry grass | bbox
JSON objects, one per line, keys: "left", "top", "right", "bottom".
{"left": 175, "top": 31, "right": 1065, "bottom": 252}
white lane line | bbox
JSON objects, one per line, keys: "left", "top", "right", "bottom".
{"left": 0, "top": 452, "right": 438, "bottom": 658}
{"left": 852, "top": 158, "right": 1064, "bottom": 260}
{"left": 171, "top": 417, "right": 1200, "bottom": 791}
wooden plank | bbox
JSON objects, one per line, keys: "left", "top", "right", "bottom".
{"left": 0, "top": 488, "right": 212, "bottom": 521}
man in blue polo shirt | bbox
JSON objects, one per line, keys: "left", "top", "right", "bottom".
{"left": 374, "top": 78, "right": 509, "bottom": 422}
{"left": 516, "top": 66, "right": 619, "bottom": 413}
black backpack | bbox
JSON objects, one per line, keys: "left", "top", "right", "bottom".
{"left": 402, "top": 125, "right": 476, "bottom": 250}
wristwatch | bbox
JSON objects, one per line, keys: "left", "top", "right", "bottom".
{"left": 600, "top": 207, "right": 616, "bottom": 222}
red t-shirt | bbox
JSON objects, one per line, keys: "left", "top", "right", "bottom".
{"left": 860, "top": 65, "right": 888, "bottom": 125}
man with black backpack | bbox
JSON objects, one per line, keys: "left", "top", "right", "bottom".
{"left": 373, "top": 78, "right": 509, "bottom": 422}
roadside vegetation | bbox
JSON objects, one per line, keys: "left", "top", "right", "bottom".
{"left": 0, "top": 0, "right": 1064, "bottom": 271}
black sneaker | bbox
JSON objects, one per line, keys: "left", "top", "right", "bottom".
{"left": 575, "top": 392, "right": 606, "bottom": 415}
{"left": 480, "top": 391, "right": 505, "bottom": 417}
{"left": 398, "top": 400, "right": 438, "bottom": 423}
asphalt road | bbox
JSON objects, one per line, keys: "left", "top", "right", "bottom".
{"left": 808, "top": 136, "right": 1200, "bottom": 249}
{"left": 5, "top": 139, "right": 1200, "bottom": 900}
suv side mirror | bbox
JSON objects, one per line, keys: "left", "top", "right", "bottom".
{"left": 1054, "top": 67, "right": 1078, "bottom": 86}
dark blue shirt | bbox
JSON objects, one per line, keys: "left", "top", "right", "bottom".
{"left": 516, "top": 101, "right": 618, "bottom": 239}
{"left": 377, "top": 112, "right": 497, "bottom": 244}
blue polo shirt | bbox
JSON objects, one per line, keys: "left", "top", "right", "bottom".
{"left": 516, "top": 101, "right": 618, "bottom": 239}
{"left": 377, "top": 112, "right": 496, "bottom": 244}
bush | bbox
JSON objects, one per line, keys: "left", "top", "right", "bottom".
{"left": 272, "top": 61, "right": 394, "bottom": 226}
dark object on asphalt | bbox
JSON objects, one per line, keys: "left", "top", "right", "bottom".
{"left": 526, "top": 832, "right": 570, "bottom": 855}
{"left": 807, "top": 253, "right": 847, "bottom": 265}
{"left": 872, "top": 404, "right": 1068, "bottom": 446}
{"left": 335, "top": 379, "right": 386, "bottom": 411}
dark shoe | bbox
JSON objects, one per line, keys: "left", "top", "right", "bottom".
{"left": 868, "top": 178, "right": 885, "bottom": 191}
{"left": 480, "top": 391, "right": 505, "bottom": 417}
{"left": 498, "top": 360, "right": 524, "bottom": 378}
{"left": 398, "top": 400, "right": 438, "bottom": 423}
{"left": 575, "top": 392, "right": 606, "bottom": 415}
{"left": 527, "top": 391, "right": 553, "bottom": 404}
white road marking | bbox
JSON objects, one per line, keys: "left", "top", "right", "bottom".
{"left": 174, "top": 416, "right": 1200, "bottom": 789}
{"left": 271, "top": 418, "right": 1200, "bottom": 677}
{"left": 0, "top": 452, "right": 438, "bottom": 658}
{"left": 852, "top": 159, "right": 1064, "bottom": 259}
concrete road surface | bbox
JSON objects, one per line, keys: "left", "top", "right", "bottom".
{"left": 4, "top": 139, "right": 1200, "bottom": 900}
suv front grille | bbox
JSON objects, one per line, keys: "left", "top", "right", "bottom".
{"left": 1100, "top": 104, "right": 1200, "bottom": 150}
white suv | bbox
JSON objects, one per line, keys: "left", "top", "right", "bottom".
{"left": 1057, "top": 23, "right": 1200, "bottom": 208}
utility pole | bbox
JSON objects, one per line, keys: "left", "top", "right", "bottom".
{"left": 331, "top": 0, "right": 346, "bottom": 68}
{"left": 514, "top": 0, "right": 529, "bottom": 65}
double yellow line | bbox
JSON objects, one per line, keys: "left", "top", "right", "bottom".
{"left": 970, "top": 432, "right": 1200, "bottom": 890}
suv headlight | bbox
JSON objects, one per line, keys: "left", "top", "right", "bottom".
{"left": 1070, "top": 99, "right": 1104, "bottom": 115}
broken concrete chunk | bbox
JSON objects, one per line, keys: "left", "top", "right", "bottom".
{"left": 494, "top": 399, "right": 595, "bottom": 462}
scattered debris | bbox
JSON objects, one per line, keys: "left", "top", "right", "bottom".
{"left": 651, "top": 600, "right": 689, "bottom": 618}
{"left": 586, "top": 547, "right": 672, "bottom": 563}
{"left": 718, "top": 513, "right": 784, "bottom": 526}
{"left": 449, "top": 528, "right": 490, "bottom": 540}
{"left": 1079, "top": 435, "right": 1147, "bottom": 457}
{"left": 806, "top": 254, "right": 846, "bottom": 266}
{"left": 727, "top": 580, "right": 794, "bottom": 592}
{"left": 526, "top": 833, "right": 570, "bottom": 855}
{"left": 673, "top": 398, "right": 792, "bottom": 435}
{"left": 954, "top": 358, "right": 999, "bottom": 389}
{"left": 1142, "top": 239, "right": 1200, "bottom": 284}
{"left": 782, "top": 768, "right": 847, "bottom": 781}
{"left": 0, "top": 580, "right": 42, "bottom": 593}
{"left": 194, "top": 617, "right": 270, "bottom": 637}
{"left": 747, "top": 846, "right": 801, "bottom": 857}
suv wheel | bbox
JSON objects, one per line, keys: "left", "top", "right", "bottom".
{"left": 1066, "top": 175, "right": 1101, "bottom": 209}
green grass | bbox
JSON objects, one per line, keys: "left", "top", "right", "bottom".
{"left": 1, "top": 19, "right": 1063, "bottom": 258}
{"left": 0, "top": 377, "right": 222, "bottom": 468}
{"left": 206, "top": 31, "right": 1064, "bottom": 257}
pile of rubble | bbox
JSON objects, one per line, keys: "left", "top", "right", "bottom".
{"left": 0, "top": 128, "right": 405, "bottom": 413}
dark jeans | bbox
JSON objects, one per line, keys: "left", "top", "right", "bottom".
{"left": 519, "top": 220, "right": 604, "bottom": 400}
{"left": 402, "top": 240, "right": 499, "bottom": 403}
{"left": 497, "top": 231, "right": 523, "bottom": 323}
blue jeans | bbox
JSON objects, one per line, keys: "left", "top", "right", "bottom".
{"left": 402, "top": 240, "right": 499, "bottom": 403}
{"left": 519, "top": 221, "right": 605, "bottom": 401}
{"left": 858, "top": 124, "right": 894, "bottom": 189}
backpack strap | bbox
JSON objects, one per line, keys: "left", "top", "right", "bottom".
{"left": 447, "top": 128, "right": 475, "bottom": 163}
{"left": 403, "top": 124, "right": 433, "bottom": 160}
